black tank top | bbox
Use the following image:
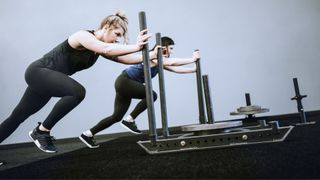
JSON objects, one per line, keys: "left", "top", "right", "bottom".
{"left": 39, "top": 30, "right": 99, "bottom": 75}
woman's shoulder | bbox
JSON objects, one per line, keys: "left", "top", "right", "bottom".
{"left": 68, "top": 30, "right": 96, "bottom": 49}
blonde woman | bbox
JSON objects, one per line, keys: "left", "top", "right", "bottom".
{"left": 0, "top": 11, "right": 152, "bottom": 153}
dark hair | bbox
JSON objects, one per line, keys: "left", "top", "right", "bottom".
{"left": 151, "top": 36, "right": 175, "bottom": 51}
{"left": 161, "top": 36, "right": 175, "bottom": 46}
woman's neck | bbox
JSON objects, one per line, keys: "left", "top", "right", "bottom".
{"left": 94, "top": 29, "right": 105, "bottom": 41}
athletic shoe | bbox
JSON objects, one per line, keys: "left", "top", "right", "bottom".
{"left": 0, "top": 162, "right": 4, "bottom": 166}
{"left": 28, "top": 123, "right": 57, "bottom": 153}
{"left": 79, "top": 134, "right": 100, "bottom": 148}
{"left": 121, "top": 120, "right": 143, "bottom": 134}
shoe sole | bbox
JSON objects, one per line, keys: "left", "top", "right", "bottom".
{"left": 121, "top": 122, "right": 143, "bottom": 135}
{"left": 78, "top": 135, "right": 100, "bottom": 149}
{"left": 28, "top": 131, "right": 57, "bottom": 153}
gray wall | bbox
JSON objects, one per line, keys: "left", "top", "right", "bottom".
{"left": 1, "top": 0, "right": 320, "bottom": 144}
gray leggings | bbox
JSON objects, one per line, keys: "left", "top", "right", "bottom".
{"left": 90, "top": 72, "right": 157, "bottom": 135}
{"left": 0, "top": 60, "right": 85, "bottom": 143}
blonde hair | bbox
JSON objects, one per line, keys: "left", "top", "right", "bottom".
{"left": 100, "top": 11, "right": 129, "bottom": 44}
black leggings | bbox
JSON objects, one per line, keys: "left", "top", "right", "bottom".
{"left": 0, "top": 60, "right": 85, "bottom": 143}
{"left": 90, "top": 72, "right": 157, "bottom": 135}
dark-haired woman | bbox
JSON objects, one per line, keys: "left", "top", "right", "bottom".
{"left": 80, "top": 36, "right": 200, "bottom": 148}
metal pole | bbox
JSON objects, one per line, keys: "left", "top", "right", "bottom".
{"left": 245, "top": 93, "right": 251, "bottom": 106}
{"left": 245, "top": 93, "right": 253, "bottom": 119}
{"left": 196, "top": 59, "right": 207, "bottom": 124}
{"left": 202, "top": 75, "right": 215, "bottom": 124}
{"left": 139, "top": 11, "right": 157, "bottom": 144}
{"left": 291, "top": 78, "right": 307, "bottom": 123}
{"left": 156, "top": 33, "right": 169, "bottom": 138}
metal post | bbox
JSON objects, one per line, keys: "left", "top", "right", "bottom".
{"left": 245, "top": 93, "right": 251, "bottom": 106}
{"left": 139, "top": 12, "right": 157, "bottom": 144}
{"left": 202, "top": 75, "right": 215, "bottom": 124}
{"left": 156, "top": 33, "right": 169, "bottom": 138}
{"left": 291, "top": 78, "right": 307, "bottom": 124}
{"left": 196, "top": 60, "right": 207, "bottom": 124}
{"left": 245, "top": 93, "right": 253, "bottom": 119}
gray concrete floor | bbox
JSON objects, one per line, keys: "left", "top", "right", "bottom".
{"left": 0, "top": 132, "right": 129, "bottom": 171}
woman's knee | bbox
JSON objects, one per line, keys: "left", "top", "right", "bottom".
{"left": 73, "top": 85, "right": 86, "bottom": 101}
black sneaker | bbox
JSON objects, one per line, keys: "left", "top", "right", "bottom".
{"left": 79, "top": 134, "right": 100, "bottom": 148}
{"left": 121, "top": 120, "right": 143, "bottom": 134}
{"left": 28, "top": 123, "right": 57, "bottom": 153}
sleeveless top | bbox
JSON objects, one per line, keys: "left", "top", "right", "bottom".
{"left": 124, "top": 64, "right": 159, "bottom": 83}
{"left": 39, "top": 30, "right": 99, "bottom": 75}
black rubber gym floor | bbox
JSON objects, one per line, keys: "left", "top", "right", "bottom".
{"left": 0, "top": 116, "right": 319, "bottom": 179}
